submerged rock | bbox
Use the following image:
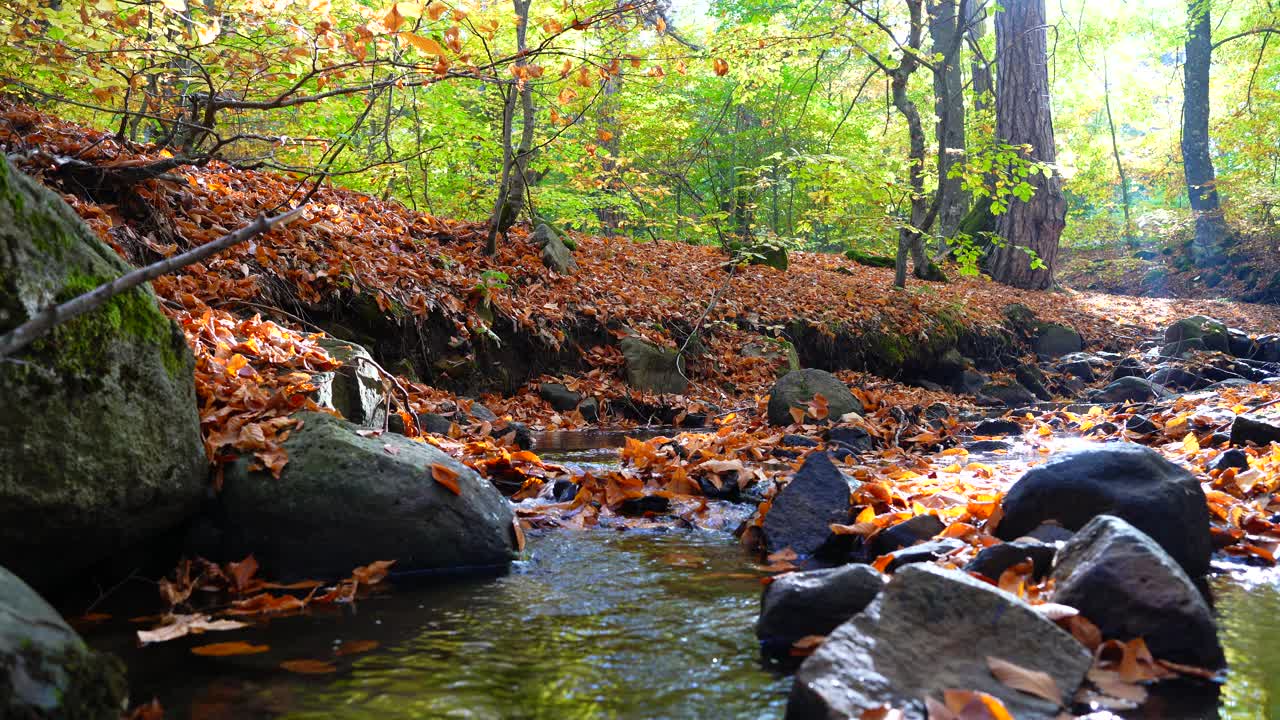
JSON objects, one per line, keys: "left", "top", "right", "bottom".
{"left": 996, "top": 443, "right": 1211, "bottom": 578}
{"left": 756, "top": 564, "right": 884, "bottom": 654}
{"left": 198, "top": 412, "right": 516, "bottom": 580}
{"left": 1, "top": 565, "right": 126, "bottom": 719}
{"left": 762, "top": 452, "right": 855, "bottom": 558}
{"left": 788, "top": 564, "right": 1090, "bottom": 720}
{"left": 1051, "top": 515, "right": 1224, "bottom": 668}
{"left": 767, "top": 369, "right": 862, "bottom": 427}
{"left": 0, "top": 156, "right": 206, "bottom": 592}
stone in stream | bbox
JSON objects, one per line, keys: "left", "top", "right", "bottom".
{"left": 1051, "top": 515, "right": 1224, "bottom": 668}
{"left": 1034, "top": 323, "right": 1083, "bottom": 359}
{"left": 1110, "top": 356, "right": 1148, "bottom": 380}
{"left": 881, "top": 538, "right": 966, "bottom": 572}
{"left": 767, "top": 369, "right": 862, "bottom": 427}
{"left": 978, "top": 380, "right": 1037, "bottom": 407}
{"left": 311, "top": 337, "right": 388, "bottom": 428}
{"left": 824, "top": 425, "right": 874, "bottom": 453}
{"left": 1055, "top": 352, "right": 1102, "bottom": 381}
{"left": 964, "top": 439, "right": 1012, "bottom": 453}
{"left": 971, "top": 418, "right": 1022, "bottom": 436}
{"left": 1164, "top": 315, "right": 1230, "bottom": 355}
{"left": 620, "top": 335, "right": 688, "bottom": 395}
{"left": 1, "top": 565, "right": 126, "bottom": 719}
{"left": 964, "top": 539, "right": 1057, "bottom": 581}
{"left": 1230, "top": 414, "right": 1280, "bottom": 448}
{"left": 0, "top": 155, "right": 207, "bottom": 592}
{"left": 1094, "top": 376, "right": 1172, "bottom": 404}
{"left": 867, "top": 515, "right": 945, "bottom": 558}
{"left": 995, "top": 443, "right": 1212, "bottom": 578}
{"left": 191, "top": 412, "right": 516, "bottom": 580}
{"left": 538, "top": 382, "right": 583, "bottom": 411}
{"left": 762, "top": 452, "right": 856, "bottom": 558}
{"left": 756, "top": 564, "right": 884, "bottom": 655}
{"left": 1147, "top": 365, "right": 1209, "bottom": 392}
{"left": 1015, "top": 363, "right": 1053, "bottom": 401}
{"left": 1124, "top": 414, "right": 1158, "bottom": 435}
{"left": 1213, "top": 447, "right": 1251, "bottom": 471}
{"left": 788, "top": 564, "right": 1091, "bottom": 720}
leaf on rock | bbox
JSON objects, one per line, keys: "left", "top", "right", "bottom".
{"left": 986, "top": 656, "right": 1062, "bottom": 704}
{"left": 432, "top": 462, "right": 462, "bottom": 494}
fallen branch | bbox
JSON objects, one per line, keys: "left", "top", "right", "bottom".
{"left": 0, "top": 206, "right": 306, "bottom": 358}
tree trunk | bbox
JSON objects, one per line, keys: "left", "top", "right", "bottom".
{"left": 928, "top": 0, "right": 970, "bottom": 242}
{"left": 967, "top": 2, "right": 992, "bottom": 111}
{"left": 987, "top": 0, "right": 1065, "bottom": 291}
{"left": 1182, "top": 0, "right": 1230, "bottom": 263}
{"left": 485, "top": 0, "right": 534, "bottom": 254}
{"left": 595, "top": 73, "right": 625, "bottom": 235}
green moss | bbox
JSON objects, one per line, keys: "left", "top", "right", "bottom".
{"left": 2, "top": 642, "right": 127, "bottom": 720}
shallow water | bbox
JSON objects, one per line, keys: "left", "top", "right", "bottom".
{"left": 78, "top": 430, "right": 1280, "bottom": 719}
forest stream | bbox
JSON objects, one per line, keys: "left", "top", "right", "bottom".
{"left": 73, "top": 431, "right": 1280, "bottom": 720}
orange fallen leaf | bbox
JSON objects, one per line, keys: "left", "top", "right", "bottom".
{"left": 190, "top": 641, "right": 270, "bottom": 657}
{"left": 432, "top": 463, "right": 462, "bottom": 494}
{"left": 280, "top": 659, "right": 338, "bottom": 674}
{"left": 335, "top": 640, "right": 379, "bottom": 656}
{"left": 986, "top": 656, "right": 1062, "bottom": 704}
{"left": 352, "top": 559, "right": 396, "bottom": 585}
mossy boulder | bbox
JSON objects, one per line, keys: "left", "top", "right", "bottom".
{"left": 0, "top": 156, "right": 206, "bottom": 592}
{"left": 844, "top": 249, "right": 896, "bottom": 269}
{"left": 620, "top": 336, "right": 688, "bottom": 395}
{"left": 195, "top": 412, "right": 516, "bottom": 580}
{"left": 1, "top": 564, "right": 126, "bottom": 719}
{"left": 1164, "top": 315, "right": 1229, "bottom": 355}
{"left": 534, "top": 223, "right": 576, "bottom": 274}
{"left": 751, "top": 244, "right": 789, "bottom": 271}
{"left": 767, "top": 369, "right": 863, "bottom": 426}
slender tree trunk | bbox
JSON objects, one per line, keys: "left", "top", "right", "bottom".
{"left": 928, "top": 0, "right": 969, "bottom": 243}
{"left": 988, "top": 0, "right": 1065, "bottom": 290}
{"left": 595, "top": 73, "right": 625, "bottom": 235}
{"left": 1182, "top": 0, "right": 1230, "bottom": 263}
{"left": 485, "top": 0, "right": 534, "bottom": 254}
{"left": 1102, "top": 56, "right": 1133, "bottom": 243}
{"left": 967, "top": 2, "right": 992, "bottom": 111}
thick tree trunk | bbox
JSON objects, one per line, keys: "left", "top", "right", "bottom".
{"left": 988, "top": 0, "right": 1065, "bottom": 291}
{"left": 928, "top": 0, "right": 969, "bottom": 242}
{"left": 1182, "top": 0, "right": 1230, "bottom": 263}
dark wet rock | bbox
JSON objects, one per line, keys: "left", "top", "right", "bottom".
{"left": 1034, "top": 323, "right": 1084, "bottom": 359}
{"left": 467, "top": 401, "right": 498, "bottom": 423}
{"left": 200, "top": 412, "right": 516, "bottom": 580}
{"left": 965, "top": 540, "right": 1056, "bottom": 581}
{"left": 1230, "top": 414, "right": 1280, "bottom": 448}
{"left": 762, "top": 452, "right": 856, "bottom": 557}
{"left": 996, "top": 443, "right": 1211, "bottom": 578}
{"left": 1, "top": 566, "right": 126, "bottom": 719}
{"left": 756, "top": 564, "right": 885, "bottom": 654}
{"left": 1095, "top": 376, "right": 1171, "bottom": 403}
{"left": 1161, "top": 337, "right": 1207, "bottom": 359}
{"left": 538, "top": 382, "right": 583, "bottom": 411}
{"left": 1229, "top": 328, "right": 1256, "bottom": 358}
{"left": 780, "top": 434, "right": 819, "bottom": 448}
{"left": 534, "top": 223, "right": 577, "bottom": 274}
{"left": 388, "top": 411, "right": 455, "bottom": 436}
{"left": 883, "top": 538, "right": 966, "bottom": 572}
{"left": 551, "top": 479, "right": 579, "bottom": 502}
{"left": 788, "top": 564, "right": 1091, "bottom": 720}
{"left": 1213, "top": 448, "right": 1250, "bottom": 472}
{"left": 1055, "top": 353, "right": 1100, "bottom": 381}
{"left": 618, "top": 495, "right": 671, "bottom": 515}
{"left": 578, "top": 397, "right": 600, "bottom": 423}
{"left": 313, "top": 337, "right": 387, "bottom": 428}
{"left": 952, "top": 369, "right": 989, "bottom": 395}
{"left": 979, "top": 380, "right": 1036, "bottom": 407}
{"left": 868, "top": 515, "right": 945, "bottom": 557}
{"left": 1052, "top": 515, "right": 1223, "bottom": 668}
{"left": 1125, "top": 414, "right": 1158, "bottom": 435}
{"left": 1085, "top": 421, "right": 1120, "bottom": 436}
{"left": 825, "top": 425, "right": 874, "bottom": 453}
{"left": 1024, "top": 523, "right": 1075, "bottom": 544}
{"left": 965, "top": 439, "right": 1012, "bottom": 453}
{"left": 1164, "top": 315, "right": 1229, "bottom": 354}
{"left": 767, "top": 369, "right": 862, "bottom": 427}
{"left": 1015, "top": 364, "right": 1053, "bottom": 401}
{"left": 924, "top": 402, "right": 953, "bottom": 421}
{"left": 0, "top": 156, "right": 206, "bottom": 592}
{"left": 495, "top": 422, "right": 534, "bottom": 450}
{"left": 1148, "top": 365, "right": 1208, "bottom": 391}
{"left": 1110, "top": 356, "right": 1147, "bottom": 380}
{"left": 933, "top": 348, "right": 970, "bottom": 382}
{"left": 972, "top": 418, "right": 1022, "bottom": 436}
{"left": 620, "top": 336, "right": 688, "bottom": 395}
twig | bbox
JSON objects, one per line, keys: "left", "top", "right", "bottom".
{"left": 0, "top": 206, "right": 305, "bottom": 357}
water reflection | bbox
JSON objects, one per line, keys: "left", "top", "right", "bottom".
{"left": 1215, "top": 573, "right": 1280, "bottom": 719}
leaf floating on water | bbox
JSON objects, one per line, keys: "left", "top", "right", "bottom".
{"left": 190, "top": 641, "right": 270, "bottom": 657}
{"left": 512, "top": 516, "right": 527, "bottom": 552}
{"left": 431, "top": 462, "right": 462, "bottom": 494}
{"left": 280, "top": 659, "right": 338, "bottom": 674}
{"left": 137, "top": 614, "right": 250, "bottom": 644}
{"left": 859, "top": 706, "right": 904, "bottom": 720}
{"left": 352, "top": 559, "right": 396, "bottom": 585}
{"left": 335, "top": 640, "right": 379, "bottom": 657}
{"left": 986, "top": 656, "right": 1062, "bottom": 703}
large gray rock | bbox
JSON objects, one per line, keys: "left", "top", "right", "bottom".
{"left": 762, "top": 452, "right": 855, "bottom": 558}
{"left": 789, "top": 564, "right": 1090, "bottom": 720}
{"left": 1, "top": 565, "right": 126, "bottom": 719}
{"left": 313, "top": 337, "right": 387, "bottom": 428}
{"left": 996, "top": 443, "right": 1212, "bottom": 578}
{"left": 200, "top": 412, "right": 516, "bottom": 580}
{"left": 757, "top": 564, "right": 884, "bottom": 654}
{"left": 1164, "top": 315, "right": 1229, "bottom": 354}
{"left": 1094, "top": 376, "right": 1172, "bottom": 403}
{"left": 620, "top": 336, "right": 688, "bottom": 395}
{"left": 767, "top": 369, "right": 862, "bottom": 426}
{"left": 534, "top": 223, "right": 576, "bottom": 274}
{"left": 0, "top": 156, "right": 206, "bottom": 592}
{"left": 1034, "top": 323, "right": 1083, "bottom": 358}
{"left": 1230, "top": 414, "right": 1280, "bottom": 448}
{"left": 1052, "top": 515, "right": 1223, "bottom": 668}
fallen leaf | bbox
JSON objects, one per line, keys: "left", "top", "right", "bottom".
{"left": 190, "top": 641, "right": 270, "bottom": 657}
{"left": 432, "top": 463, "right": 462, "bottom": 494}
{"left": 987, "top": 656, "right": 1062, "bottom": 704}
{"left": 280, "top": 659, "right": 338, "bottom": 674}
{"left": 335, "top": 639, "right": 379, "bottom": 656}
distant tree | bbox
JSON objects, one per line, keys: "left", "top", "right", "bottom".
{"left": 927, "top": 0, "right": 970, "bottom": 241}
{"left": 987, "top": 0, "right": 1065, "bottom": 290}
{"left": 1181, "top": 0, "right": 1230, "bottom": 265}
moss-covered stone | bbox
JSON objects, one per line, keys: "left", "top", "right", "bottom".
{"left": 0, "top": 156, "right": 207, "bottom": 593}
{"left": 0, "top": 565, "right": 127, "bottom": 719}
